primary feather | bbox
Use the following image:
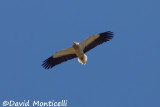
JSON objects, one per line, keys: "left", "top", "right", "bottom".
{"left": 80, "top": 31, "right": 113, "bottom": 53}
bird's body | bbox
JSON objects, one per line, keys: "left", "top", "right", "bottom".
{"left": 72, "top": 42, "right": 87, "bottom": 64}
{"left": 42, "top": 31, "right": 113, "bottom": 69}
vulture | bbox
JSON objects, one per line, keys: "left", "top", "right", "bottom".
{"left": 42, "top": 31, "right": 113, "bottom": 69}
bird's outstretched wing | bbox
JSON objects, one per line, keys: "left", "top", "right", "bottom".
{"left": 80, "top": 31, "right": 113, "bottom": 53}
{"left": 42, "top": 47, "right": 76, "bottom": 69}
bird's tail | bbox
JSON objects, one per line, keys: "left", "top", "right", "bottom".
{"left": 78, "top": 54, "right": 87, "bottom": 65}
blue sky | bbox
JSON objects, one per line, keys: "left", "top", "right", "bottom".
{"left": 0, "top": 0, "right": 160, "bottom": 107}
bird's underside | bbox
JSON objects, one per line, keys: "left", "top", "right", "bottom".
{"left": 72, "top": 42, "right": 87, "bottom": 65}
{"left": 42, "top": 31, "right": 113, "bottom": 69}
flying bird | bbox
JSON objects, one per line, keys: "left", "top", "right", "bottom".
{"left": 42, "top": 31, "right": 113, "bottom": 69}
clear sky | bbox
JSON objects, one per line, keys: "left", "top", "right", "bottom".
{"left": 0, "top": 0, "right": 160, "bottom": 107}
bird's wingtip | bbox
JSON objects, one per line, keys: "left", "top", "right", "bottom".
{"left": 42, "top": 56, "right": 54, "bottom": 69}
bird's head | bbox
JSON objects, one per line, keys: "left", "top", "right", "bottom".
{"left": 72, "top": 42, "right": 79, "bottom": 49}
{"left": 73, "top": 42, "right": 79, "bottom": 45}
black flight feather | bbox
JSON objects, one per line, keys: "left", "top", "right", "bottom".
{"left": 83, "top": 31, "right": 113, "bottom": 53}
{"left": 42, "top": 54, "right": 76, "bottom": 69}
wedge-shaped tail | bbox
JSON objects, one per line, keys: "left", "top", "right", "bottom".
{"left": 78, "top": 54, "right": 88, "bottom": 65}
